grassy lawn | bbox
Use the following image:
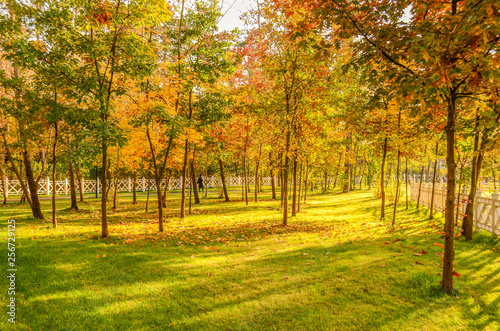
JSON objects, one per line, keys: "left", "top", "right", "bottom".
{"left": 1, "top": 188, "right": 499, "bottom": 330}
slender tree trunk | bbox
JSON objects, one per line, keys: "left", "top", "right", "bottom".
{"left": 101, "top": 140, "right": 108, "bottom": 238}
{"left": 304, "top": 162, "right": 309, "bottom": 204}
{"left": 380, "top": 137, "right": 388, "bottom": 219}
{"left": 145, "top": 172, "right": 151, "bottom": 213}
{"left": 112, "top": 174, "right": 118, "bottom": 210}
{"left": 189, "top": 174, "right": 192, "bottom": 215}
{"left": 23, "top": 150, "right": 44, "bottom": 219}
{"left": 430, "top": 142, "right": 438, "bottom": 219}
{"left": 417, "top": 165, "right": 424, "bottom": 208}
{"left": 155, "top": 174, "right": 164, "bottom": 231}
{"left": 343, "top": 135, "right": 351, "bottom": 193}
{"left": 333, "top": 152, "right": 342, "bottom": 189}
{"left": 180, "top": 140, "right": 189, "bottom": 218}
{"left": 243, "top": 156, "right": 248, "bottom": 205}
{"left": 292, "top": 157, "right": 297, "bottom": 217}
{"left": 405, "top": 157, "right": 409, "bottom": 210}
{"left": 392, "top": 148, "right": 401, "bottom": 226}
{"left": 191, "top": 162, "right": 200, "bottom": 204}
{"left": 283, "top": 131, "right": 291, "bottom": 225}
{"left": 51, "top": 122, "right": 58, "bottom": 226}
{"left": 132, "top": 173, "right": 137, "bottom": 204}
{"left": 298, "top": 163, "right": 303, "bottom": 213}
{"left": 219, "top": 159, "right": 229, "bottom": 202}
{"left": 68, "top": 161, "right": 79, "bottom": 211}
{"left": 462, "top": 130, "right": 486, "bottom": 241}
{"left": 441, "top": 86, "right": 457, "bottom": 294}
{"left": 254, "top": 148, "right": 261, "bottom": 202}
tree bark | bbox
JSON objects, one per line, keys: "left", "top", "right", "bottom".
{"left": 180, "top": 140, "right": 189, "bottom": 218}
{"left": 132, "top": 173, "right": 137, "bottom": 204}
{"left": 191, "top": 162, "right": 200, "bottom": 204}
{"left": 392, "top": 148, "right": 401, "bottom": 227}
{"left": 68, "top": 161, "right": 79, "bottom": 211}
{"left": 441, "top": 86, "right": 457, "bottom": 294}
{"left": 462, "top": 128, "right": 486, "bottom": 241}
{"left": 405, "top": 157, "right": 409, "bottom": 209}
{"left": 101, "top": 140, "right": 108, "bottom": 238}
{"left": 297, "top": 162, "right": 303, "bottom": 213}
{"left": 243, "top": 156, "right": 248, "bottom": 205}
{"left": 283, "top": 131, "right": 291, "bottom": 225}
{"left": 23, "top": 150, "right": 44, "bottom": 219}
{"left": 429, "top": 142, "right": 438, "bottom": 219}
{"left": 417, "top": 165, "right": 424, "bottom": 208}
{"left": 292, "top": 157, "right": 297, "bottom": 216}
{"left": 380, "top": 137, "right": 388, "bottom": 219}
{"left": 51, "top": 122, "right": 58, "bottom": 226}
{"left": 218, "top": 159, "right": 229, "bottom": 202}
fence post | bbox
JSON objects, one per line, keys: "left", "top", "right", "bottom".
{"left": 64, "top": 178, "right": 68, "bottom": 195}
{"left": 128, "top": 177, "right": 132, "bottom": 192}
{"left": 81, "top": 177, "right": 85, "bottom": 194}
{"left": 46, "top": 177, "right": 50, "bottom": 195}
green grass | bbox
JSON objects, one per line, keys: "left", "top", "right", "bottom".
{"left": 1, "top": 188, "right": 499, "bottom": 330}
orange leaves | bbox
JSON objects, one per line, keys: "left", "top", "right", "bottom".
{"left": 433, "top": 243, "right": 445, "bottom": 248}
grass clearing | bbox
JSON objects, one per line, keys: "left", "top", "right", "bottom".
{"left": 1, "top": 189, "right": 499, "bottom": 330}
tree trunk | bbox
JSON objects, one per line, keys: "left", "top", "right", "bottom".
{"left": 243, "top": 156, "right": 248, "bottom": 205}
{"left": 462, "top": 132, "right": 486, "bottom": 241}
{"left": 297, "top": 162, "right": 303, "bottom": 213}
{"left": 292, "top": 157, "right": 297, "bottom": 216}
{"left": 429, "top": 142, "right": 438, "bottom": 219}
{"left": 343, "top": 135, "right": 351, "bottom": 193}
{"left": 112, "top": 174, "right": 118, "bottom": 210}
{"left": 51, "top": 122, "right": 58, "bottom": 226}
{"left": 333, "top": 152, "right": 342, "bottom": 189}
{"left": 392, "top": 148, "right": 401, "bottom": 227}
{"left": 68, "top": 161, "right": 79, "bottom": 211}
{"left": 191, "top": 162, "right": 200, "bottom": 204}
{"left": 180, "top": 140, "right": 188, "bottom": 218}
{"left": 132, "top": 173, "right": 137, "bottom": 204}
{"left": 441, "top": 86, "right": 457, "bottom": 294}
{"left": 145, "top": 172, "right": 151, "bottom": 213}
{"left": 101, "top": 140, "right": 108, "bottom": 238}
{"left": 155, "top": 175, "right": 164, "bottom": 232}
{"left": 380, "top": 137, "right": 388, "bottom": 219}
{"left": 218, "top": 159, "right": 229, "bottom": 202}
{"left": 283, "top": 131, "right": 291, "bottom": 225}
{"left": 417, "top": 165, "right": 424, "bottom": 208}
{"left": 23, "top": 150, "right": 44, "bottom": 219}
{"left": 304, "top": 162, "right": 309, "bottom": 204}
{"left": 405, "top": 157, "right": 409, "bottom": 210}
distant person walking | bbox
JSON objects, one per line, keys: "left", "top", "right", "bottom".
{"left": 197, "top": 175, "right": 204, "bottom": 193}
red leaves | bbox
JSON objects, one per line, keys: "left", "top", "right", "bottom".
{"left": 453, "top": 271, "right": 460, "bottom": 277}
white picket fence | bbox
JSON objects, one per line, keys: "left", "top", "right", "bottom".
{"left": 0, "top": 176, "right": 281, "bottom": 197}
{"left": 410, "top": 181, "right": 499, "bottom": 236}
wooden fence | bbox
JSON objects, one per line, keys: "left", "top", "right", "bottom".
{"left": 0, "top": 176, "right": 280, "bottom": 197}
{"left": 410, "top": 181, "right": 499, "bottom": 236}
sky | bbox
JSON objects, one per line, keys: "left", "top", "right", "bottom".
{"left": 217, "top": 0, "right": 255, "bottom": 32}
